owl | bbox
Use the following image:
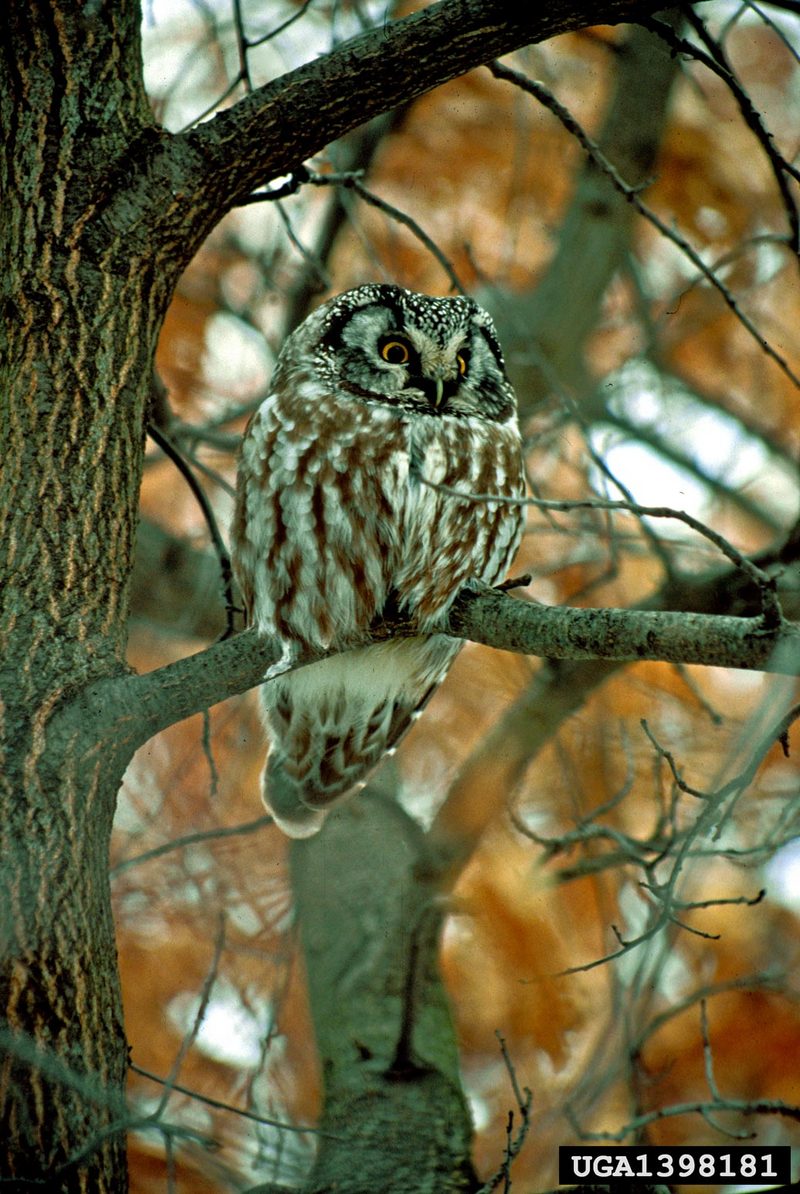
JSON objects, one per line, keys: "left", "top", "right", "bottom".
{"left": 231, "top": 284, "right": 525, "bottom": 837}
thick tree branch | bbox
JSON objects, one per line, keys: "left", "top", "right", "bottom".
{"left": 185, "top": 0, "right": 665, "bottom": 202}
{"left": 71, "top": 587, "right": 800, "bottom": 759}
{"left": 446, "top": 584, "right": 799, "bottom": 671}
{"left": 114, "top": 0, "right": 669, "bottom": 273}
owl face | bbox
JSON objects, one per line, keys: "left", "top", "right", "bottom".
{"left": 282, "top": 284, "right": 516, "bottom": 423}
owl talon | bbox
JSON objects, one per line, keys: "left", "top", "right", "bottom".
{"left": 263, "top": 640, "right": 299, "bottom": 684}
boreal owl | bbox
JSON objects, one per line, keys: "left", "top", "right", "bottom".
{"left": 231, "top": 284, "right": 525, "bottom": 836}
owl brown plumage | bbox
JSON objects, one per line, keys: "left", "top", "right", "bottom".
{"left": 231, "top": 284, "right": 525, "bottom": 836}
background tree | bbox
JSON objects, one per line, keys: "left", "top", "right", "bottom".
{"left": 2, "top": 1, "right": 800, "bottom": 1192}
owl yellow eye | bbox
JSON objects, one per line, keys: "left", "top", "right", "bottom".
{"left": 456, "top": 351, "right": 469, "bottom": 376}
{"left": 380, "top": 339, "right": 410, "bottom": 365}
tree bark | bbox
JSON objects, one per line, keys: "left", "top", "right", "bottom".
{"left": 0, "top": 4, "right": 156, "bottom": 1186}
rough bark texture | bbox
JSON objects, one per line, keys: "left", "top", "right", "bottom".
{"left": 0, "top": 5, "right": 155, "bottom": 1187}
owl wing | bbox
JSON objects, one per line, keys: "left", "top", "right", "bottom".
{"left": 232, "top": 385, "right": 407, "bottom": 651}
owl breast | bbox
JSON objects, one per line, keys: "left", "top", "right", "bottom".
{"left": 234, "top": 369, "right": 523, "bottom": 650}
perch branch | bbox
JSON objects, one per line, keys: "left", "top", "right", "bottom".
{"left": 65, "top": 584, "right": 800, "bottom": 758}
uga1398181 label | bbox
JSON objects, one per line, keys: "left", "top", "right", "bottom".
{"left": 558, "top": 1144, "right": 790, "bottom": 1185}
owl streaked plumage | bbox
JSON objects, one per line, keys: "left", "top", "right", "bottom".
{"left": 231, "top": 283, "right": 525, "bottom": 836}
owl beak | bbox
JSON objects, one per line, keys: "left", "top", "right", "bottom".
{"left": 415, "top": 371, "right": 456, "bottom": 410}
{"left": 433, "top": 377, "right": 445, "bottom": 408}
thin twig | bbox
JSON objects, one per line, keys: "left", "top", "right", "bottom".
{"left": 644, "top": 13, "right": 800, "bottom": 252}
{"left": 154, "top": 913, "right": 227, "bottom": 1119}
{"left": 560, "top": 699, "right": 800, "bottom": 973}
{"left": 274, "top": 200, "right": 332, "bottom": 290}
{"left": 130, "top": 1063, "right": 325, "bottom": 1134}
{"left": 569, "top": 1094, "right": 800, "bottom": 1141}
{"left": 147, "top": 421, "right": 237, "bottom": 637}
{"left": 640, "top": 719, "right": 713, "bottom": 800}
{"left": 418, "top": 474, "right": 783, "bottom": 626}
{"left": 201, "top": 707, "right": 220, "bottom": 799}
{"left": 308, "top": 170, "right": 466, "bottom": 293}
{"left": 475, "top": 1033, "right": 532, "bottom": 1193}
{"left": 110, "top": 813, "right": 274, "bottom": 876}
{"left": 247, "top": 0, "right": 317, "bottom": 48}
{"left": 231, "top": 0, "right": 253, "bottom": 92}
{"left": 744, "top": 0, "right": 800, "bottom": 65}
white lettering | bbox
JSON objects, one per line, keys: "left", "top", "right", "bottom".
{"left": 571, "top": 1156, "right": 591, "bottom": 1178}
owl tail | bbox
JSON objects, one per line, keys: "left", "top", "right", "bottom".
{"left": 261, "top": 757, "right": 328, "bottom": 839}
{"left": 259, "top": 638, "right": 460, "bottom": 838}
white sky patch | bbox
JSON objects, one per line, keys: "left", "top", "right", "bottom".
{"left": 140, "top": 0, "right": 365, "bottom": 131}
{"left": 168, "top": 978, "right": 271, "bottom": 1067}
{"left": 595, "top": 436, "right": 709, "bottom": 515}
{"left": 703, "top": 665, "right": 768, "bottom": 700}
{"left": 467, "top": 1090, "right": 492, "bottom": 1133}
{"left": 590, "top": 358, "right": 799, "bottom": 527}
{"left": 141, "top": 3, "right": 216, "bottom": 130}
{"left": 116, "top": 746, "right": 170, "bottom": 832}
{"left": 202, "top": 311, "right": 273, "bottom": 403}
{"left": 764, "top": 839, "right": 800, "bottom": 914}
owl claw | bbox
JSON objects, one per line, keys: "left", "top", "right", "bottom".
{"left": 263, "top": 640, "right": 299, "bottom": 683}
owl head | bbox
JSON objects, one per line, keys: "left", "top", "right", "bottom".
{"left": 279, "top": 284, "right": 517, "bottom": 423}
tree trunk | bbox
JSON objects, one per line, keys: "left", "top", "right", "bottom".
{"left": 288, "top": 791, "right": 478, "bottom": 1194}
{"left": 0, "top": 5, "right": 157, "bottom": 1186}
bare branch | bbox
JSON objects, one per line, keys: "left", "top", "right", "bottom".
{"left": 645, "top": 11, "right": 800, "bottom": 252}
{"left": 121, "top": 0, "right": 672, "bottom": 273}
{"left": 475, "top": 1033, "right": 533, "bottom": 1193}
{"left": 489, "top": 58, "right": 800, "bottom": 392}
{"left": 110, "top": 813, "right": 274, "bottom": 877}
{"left": 572, "top": 1093, "right": 800, "bottom": 1140}
{"left": 74, "top": 579, "right": 800, "bottom": 768}
{"left": 420, "top": 478, "right": 784, "bottom": 624}
{"left": 146, "top": 422, "right": 237, "bottom": 636}
{"left": 130, "top": 1064, "right": 322, "bottom": 1136}
{"left": 322, "top": 174, "right": 466, "bottom": 293}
